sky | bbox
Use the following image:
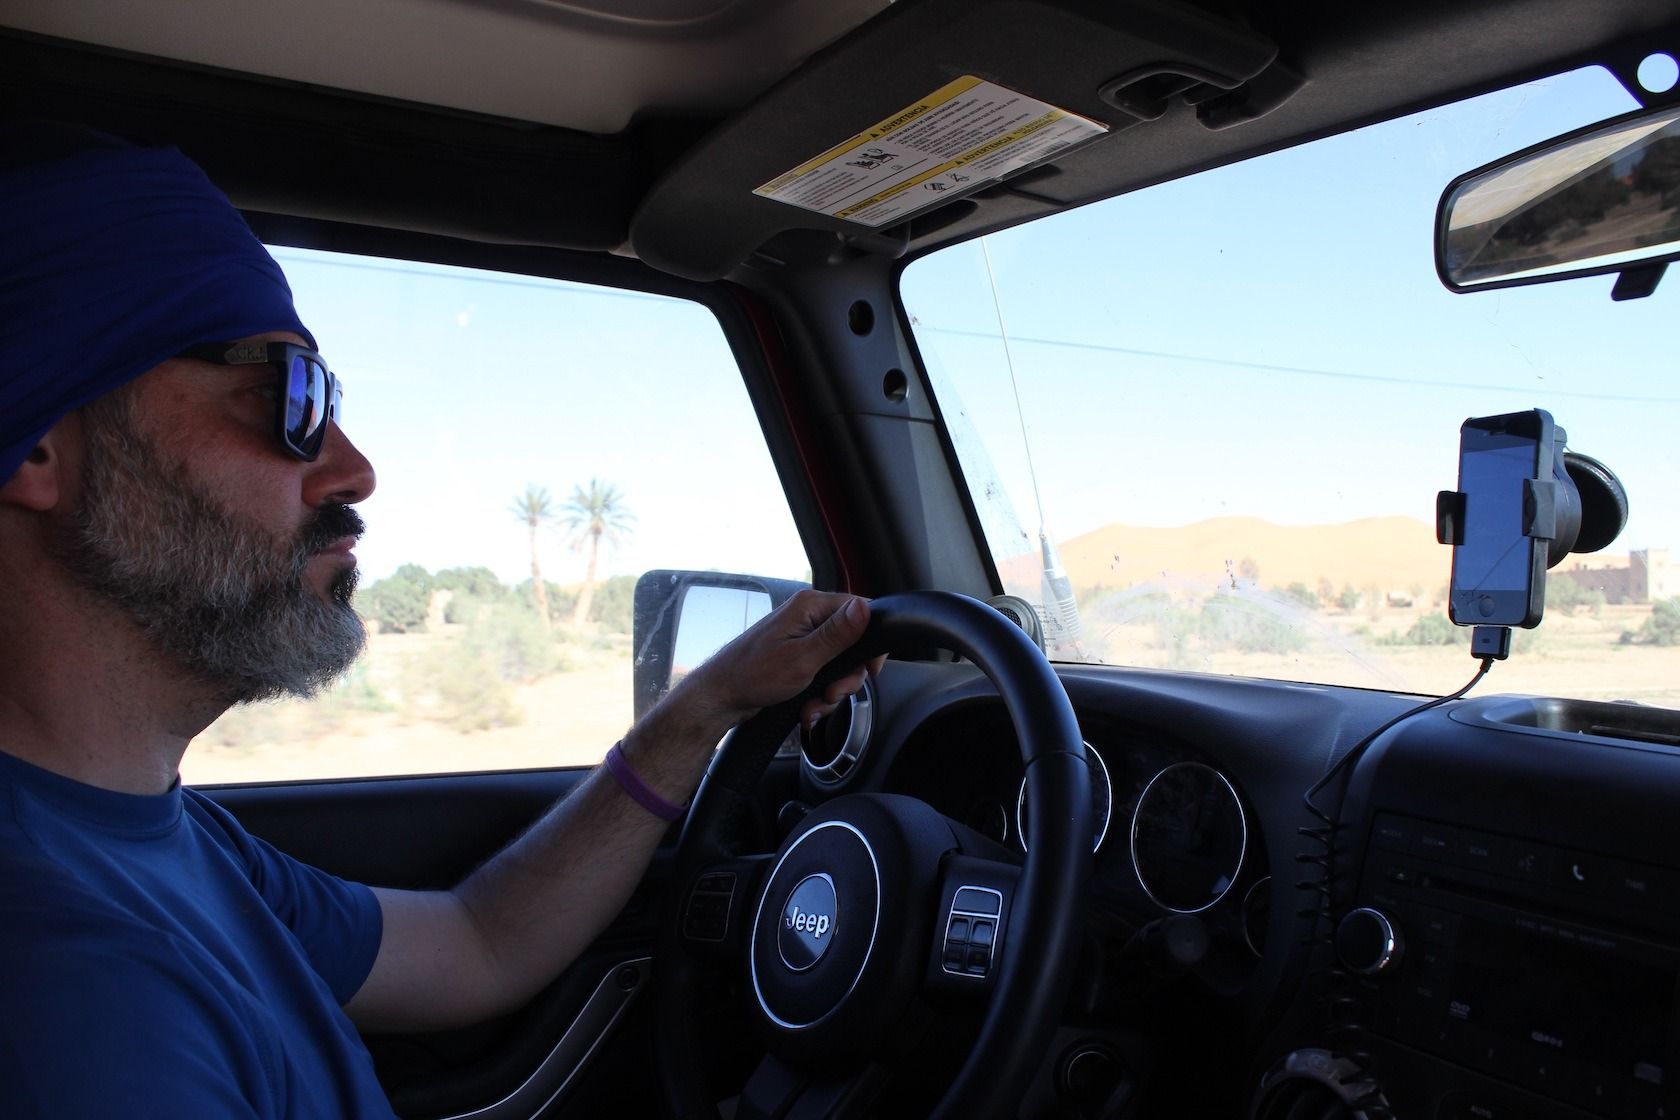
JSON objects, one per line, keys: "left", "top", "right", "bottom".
{"left": 272, "top": 253, "right": 811, "bottom": 587}
{"left": 273, "top": 61, "right": 1677, "bottom": 599}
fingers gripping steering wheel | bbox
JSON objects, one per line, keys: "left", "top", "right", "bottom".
{"left": 654, "top": 591, "right": 1093, "bottom": 1120}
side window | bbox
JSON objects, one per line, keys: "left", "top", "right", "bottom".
{"left": 182, "top": 250, "right": 807, "bottom": 785}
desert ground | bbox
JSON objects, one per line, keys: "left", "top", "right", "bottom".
{"left": 1078, "top": 602, "right": 1680, "bottom": 702}
{"left": 182, "top": 599, "right": 1678, "bottom": 788}
{"left": 183, "top": 627, "right": 636, "bottom": 785}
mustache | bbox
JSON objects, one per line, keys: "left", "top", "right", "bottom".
{"left": 301, "top": 504, "right": 366, "bottom": 555}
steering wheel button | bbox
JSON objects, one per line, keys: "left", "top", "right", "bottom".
{"left": 970, "top": 919, "right": 994, "bottom": 947}
{"left": 685, "top": 895, "right": 730, "bottom": 941}
{"left": 954, "top": 887, "right": 1001, "bottom": 915}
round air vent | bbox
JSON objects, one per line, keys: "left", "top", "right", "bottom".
{"left": 801, "top": 677, "right": 874, "bottom": 785}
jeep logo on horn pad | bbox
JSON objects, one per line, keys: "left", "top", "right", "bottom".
{"left": 778, "top": 873, "right": 838, "bottom": 971}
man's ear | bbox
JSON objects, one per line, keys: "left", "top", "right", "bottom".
{"left": 0, "top": 419, "right": 78, "bottom": 513}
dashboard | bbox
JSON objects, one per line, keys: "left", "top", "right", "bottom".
{"left": 792, "top": 658, "right": 1680, "bottom": 1120}
{"left": 874, "top": 701, "right": 1268, "bottom": 976}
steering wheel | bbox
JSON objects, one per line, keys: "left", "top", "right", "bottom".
{"left": 654, "top": 590, "right": 1093, "bottom": 1120}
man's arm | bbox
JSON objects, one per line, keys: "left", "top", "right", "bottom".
{"left": 344, "top": 591, "right": 876, "bottom": 1032}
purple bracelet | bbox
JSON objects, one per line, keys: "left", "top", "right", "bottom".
{"left": 604, "top": 741, "right": 686, "bottom": 822}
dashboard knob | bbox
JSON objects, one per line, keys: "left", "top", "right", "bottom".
{"left": 1061, "top": 1044, "right": 1129, "bottom": 1108}
{"left": 1335, "top": 907, "right": 1403, "bottom": 975}
{"left": 1162, "top": 914, "right": 1210, "bottom": 967}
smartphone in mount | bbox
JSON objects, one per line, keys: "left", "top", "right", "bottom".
{"left": 1447, "top": 409, "right": 1557, "bottom": 628}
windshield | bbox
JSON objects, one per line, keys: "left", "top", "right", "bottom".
{"left": 903, "top": 66, "right": 1680, "bottom": 707}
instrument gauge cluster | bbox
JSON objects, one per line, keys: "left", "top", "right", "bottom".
{"left": 1128, "top": 761, "right": 1248, "bottom": 914}
{"left": 1015, "top": 741, "right": 1114, "bottom": 853}
{"left": 883, "top": 709, "right": 1258, "bottom": 930}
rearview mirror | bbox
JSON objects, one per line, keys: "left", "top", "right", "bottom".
{"left": 1436, "top": 104, "right": 1680, "bottom": 294}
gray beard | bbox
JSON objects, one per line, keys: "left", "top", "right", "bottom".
{"left": 53, "top": 395, "right": 367, "bottom": 706}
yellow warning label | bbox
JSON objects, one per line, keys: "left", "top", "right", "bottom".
{"left": 759, "top": 76, "right": 987, "bottom": 194}
{"left": 835, "top": 111, "right": 1064, "bottom": 219}
{"left": 756, "top": 77, "right": 1106, "bottom": 228}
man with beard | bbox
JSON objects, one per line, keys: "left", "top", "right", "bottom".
{"left": 0, "top": 125, "right": 878, "bottom": 1117}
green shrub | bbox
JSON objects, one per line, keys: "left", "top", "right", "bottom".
{"left": 444, "top": 589, "right": 529, "bottom": 626}
{"left": 1279, "top": 582, "right": 1320, "bottom": 610}
{"left": 1150, "top": 593, "right": 1307, "bottom": 657}
{"left": 1076, "top": 583, "right": 1114, "bottom": 609}
{"left": 410, "top": 645, "right": 524, "bottom": 732}
{"left": 317, "top": 662, "right": 394, "bottom": 714}
{"left": 1406, "top": 613, "right": 1462, "bottom": 645}
{"left": 517, "top": 579, "right": 576, "bottom": 623}
{"left": 1625, "top": 597, "right": 1680, "bottom": 646}
{"left": 203, "top": 699, "right": 290, "bottom": 749}
{"left": 204, "top": 664, "right": 392, "bottom": 748}
{"left": 1546, "top": 576, "right": 1606, "bottom": 616}
{"left": 434, "top": 566, "right": 508, "bottom": 600}
{"left": 589, "top": 574, "right": 637, "bottom": 634}
{"left": 464, "top": 600, "right": 561, "bottom": 683}
{"left": 359, "top": 573, "right": 429, "bottom": 633}
{"left": 443, "top": 593, "right": 481, "bottom": 625}
{"left": 391, "top": 563, "right": 434, "bottom": 594}
{"left": 1198, "top": 596, "right": 1307, "bottom": 654}
{"left": 1148, "top": 601, "right": 1199, "bottom": 665}
{"left": 401, "top": 599, "right": 568, "bottom": 731}
{"left": 1379, "top": 613, "right": 1466, "bottom": 646}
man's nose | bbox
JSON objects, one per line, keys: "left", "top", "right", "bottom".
{"left": 304, "top": 421, "right": 376, "bottom": 507}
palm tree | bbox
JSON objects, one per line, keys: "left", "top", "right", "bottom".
{"left": 562, "top": 478, "right": 635, "bottom": 626}
{"left": 510, "top": 484, "right": 555, "bottom": 627}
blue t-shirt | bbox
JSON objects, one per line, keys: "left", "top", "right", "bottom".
{"left": 0, "top": 750, "right": 393, "bottom": 1118}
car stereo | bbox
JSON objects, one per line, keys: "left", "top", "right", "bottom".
{"left": 1348, "top": 813, "right": 1680, "bottom": 1119}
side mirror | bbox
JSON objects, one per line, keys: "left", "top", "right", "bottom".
{"left": 1436, "top": 103, "right": 1680, "bottom": 297}
{"left": 631, "top": 570, "right": 810, "bottom": 720}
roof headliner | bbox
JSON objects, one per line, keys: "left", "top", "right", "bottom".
{"left": 4, "top": 0, "right": 1679, "bottom": 279}
{"left": 1, "top": 0, "right": 890, "bottom": 135}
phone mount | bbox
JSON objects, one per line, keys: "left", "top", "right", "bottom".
{"left": 1437, "top": 416, "right": 1629, "bottom": 655}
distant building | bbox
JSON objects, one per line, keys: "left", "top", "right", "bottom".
{"left": 1557, "top": 548, "right": 1673, "bottom": 604}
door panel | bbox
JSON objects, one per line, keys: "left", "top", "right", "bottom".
{"left": 205, "top": 771, "right": 673, "bottom": 1119}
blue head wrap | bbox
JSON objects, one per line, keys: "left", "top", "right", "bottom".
{"left": 0, "top": 128, "right": 314, "bottom": 482}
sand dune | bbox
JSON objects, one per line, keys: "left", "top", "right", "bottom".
{"left": 1009, "top": 515, "right": 1449, "bottom": 595}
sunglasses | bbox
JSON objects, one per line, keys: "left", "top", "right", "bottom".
{"left": 178, "top": 341, "right": 344, "bottom": 461}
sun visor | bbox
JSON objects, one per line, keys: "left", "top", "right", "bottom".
{"left": 630, "top": 0, "right": 1279, "bottom": 280}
